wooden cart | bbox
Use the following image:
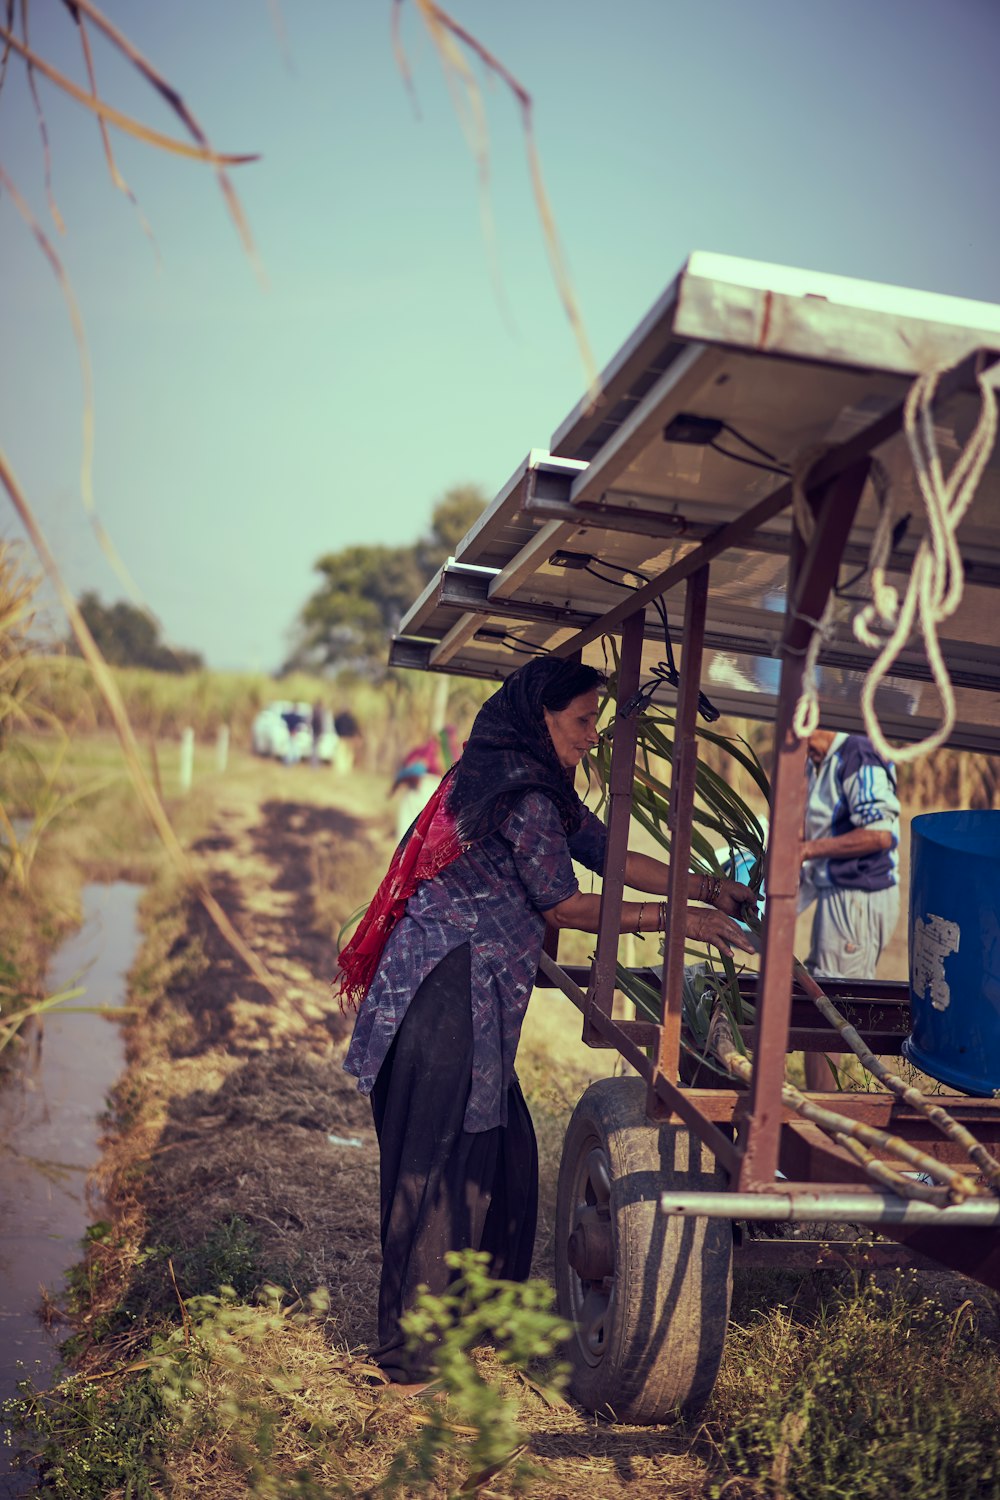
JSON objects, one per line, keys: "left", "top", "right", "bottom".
{"left": 390, "top": 253, "right": 1000, "bottom": 1422}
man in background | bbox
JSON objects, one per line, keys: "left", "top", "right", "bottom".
{"left": 800, "top": 727, "right": 900, "bottom": 1090}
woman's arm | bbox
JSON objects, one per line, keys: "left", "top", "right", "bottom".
{"left": 504, "top": 793, "right": 756, "bottom": 956}
{"left": 543, "top": 888, "right": 756, "bottom": 958}
{"left": 622, "top": 850, "right": 757, "bottom": 918}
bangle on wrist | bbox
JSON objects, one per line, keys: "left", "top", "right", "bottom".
{"left": 635, "top": 901, "right": 645, "bottom": 934}
{"left": 658, "top": 899, "right": 669, "bottom": 930}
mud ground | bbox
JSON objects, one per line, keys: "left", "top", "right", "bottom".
{"left": 131, "top": 766, "right": 399, "bottom": 1345}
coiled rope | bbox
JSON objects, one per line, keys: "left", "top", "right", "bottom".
{"left": 853, "top": 361, "right": 1000, "bottom": 761}
{"left": 790, "top": 360, "right": 999, "bottom": 754}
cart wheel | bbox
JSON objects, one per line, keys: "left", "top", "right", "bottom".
{"left": 555, "top": 1076, "right": 732, "bottom": 1423}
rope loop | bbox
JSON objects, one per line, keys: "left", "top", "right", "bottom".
{"left": 855, "top": 361, "right": 999, "bottom": 763}
{"left": 791, "top": 597, "right": 837, "bottom": 740}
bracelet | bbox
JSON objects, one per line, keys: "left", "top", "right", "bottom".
{"left": 658, "top": 899, "right": 669, "bottom": 930}
{"left": 699, "top": 873, "right": 723, "bottom": 905}
{"left": 635, "top": 901, "right": 646, "bottom": 934}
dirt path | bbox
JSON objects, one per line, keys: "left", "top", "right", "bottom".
{"left": 112, "top": 763, "right": 716, "bottom": 1496}
{"left": 129, "top": 764, "right": 398, "bottom": 1346}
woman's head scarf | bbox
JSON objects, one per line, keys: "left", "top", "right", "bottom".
{"left": 447, "top": 655, "right": 598, "bottom": 842}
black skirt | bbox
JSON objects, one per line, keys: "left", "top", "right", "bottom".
{"left": 369, "top": 942, "right": 538, "bottom": 1381}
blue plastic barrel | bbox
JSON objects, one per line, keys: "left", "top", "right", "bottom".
{"left": 903, "top": 810, "right": 1000, "bottom": 1096}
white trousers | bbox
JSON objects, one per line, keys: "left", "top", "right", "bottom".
{"left": 806, "top": 884, "right": 900, "bottom": 980}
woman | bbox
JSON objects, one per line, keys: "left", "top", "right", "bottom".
{"left": 339, "top": 656, "right": 755, "bottom": 1385}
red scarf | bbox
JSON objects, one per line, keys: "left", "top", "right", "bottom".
{"left": 334, "top": 771, "right": 463, "bottom": 1009}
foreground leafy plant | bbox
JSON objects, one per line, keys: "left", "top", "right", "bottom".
{"left": 382, "top": 1249, "right": 571, "bottom": 1496}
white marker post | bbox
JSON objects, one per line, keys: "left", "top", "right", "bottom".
{"left": 215, "top": 725, "right": 230, "bottom": 775}
{"left": 179, "top": 727, "right": 195, "bottom": 793}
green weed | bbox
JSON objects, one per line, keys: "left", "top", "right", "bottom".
{"left": 3, "top": 1367, "right": 172, "bottom": 1499}
{"left": 382, "top": 1248, "right": 571, "bottom": 1496}
{"left": 179, "top": 1215, "right": 265, "bottom": 1299}
{"left": 27, "top": 1257, "right": 572, "bottom": 1499}
{"left": 117, "top": 1215, "right": 268, "bottom": 1328}
{"left": 6, "top": 1286, "right": 340, "bottom": 1500}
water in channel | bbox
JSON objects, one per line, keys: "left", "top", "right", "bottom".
{"left": 0, "top": 881, "right": 143, "bottom": 1498}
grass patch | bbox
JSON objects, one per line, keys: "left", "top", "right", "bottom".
{"left": 4, "top": 1366, "right": 173, "bottom": 1500}
{"left": 0, "top": 738, "right": 150, "bottom": 1063}
{"left": 706, "top": 1271, "right": 1000, "bottom": 1499}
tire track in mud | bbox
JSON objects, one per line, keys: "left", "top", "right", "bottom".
{"left": 164, "top": 790, "right": 382, "bottom": 1057}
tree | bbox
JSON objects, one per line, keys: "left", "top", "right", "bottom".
{"left": 416, "top": 483, "right": 487, "bottom": 571}
{"left": 289, "top": 485, "right": 487, "bottom": 674}
{"left": 72, "top": 592, "right": 204, "bottom": 673}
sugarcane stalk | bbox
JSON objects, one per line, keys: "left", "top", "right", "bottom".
{"left": 829, "top": 1132, "right": 943, "bottom": 1202}
{"left": 793, "top": 961, "right": 1000, "bottom": 1195}
{"left": 709, "top": 1004, "right": 983, "bottom": 1204}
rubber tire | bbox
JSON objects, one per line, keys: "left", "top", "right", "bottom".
{"left": 555, "top": 1076, "right": 733, "bottom": 1424}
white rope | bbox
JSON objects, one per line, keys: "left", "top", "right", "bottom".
{"left": 789, "top": 442, "right": 829, "bottom": 548}
{"left": 790, "top": 596, "right": 836, "bottom": 740}
{"left": 853, "top": 362, "right": 999, "bottom": 764}
{"left": 850, "top": 458, "right": 894, "bottom": 645}
{"left": 789, "top": 452, "right": 886, "bottom": 741}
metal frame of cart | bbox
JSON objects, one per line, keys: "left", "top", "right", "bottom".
{"left": 389, "top": 253, "right": 1000, "bottom": 1420}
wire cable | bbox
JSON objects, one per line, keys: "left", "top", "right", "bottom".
{"left": 833, "top": 512, "right": 912, "bottom": 601}
{"left": 475, "top": 631, "right": 543, "bottom": 658}
{"left": 580, "top": 557, "right": 720, "bottom": 720}
{"left": 709, "top": 440, "right": 790, "bottom": 478}
{"left": 718, "top": 421, "right": 786, "bottom": 466}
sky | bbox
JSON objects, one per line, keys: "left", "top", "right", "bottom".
{"left": 2, "top": 0, "right": 1000, "bottom": 672}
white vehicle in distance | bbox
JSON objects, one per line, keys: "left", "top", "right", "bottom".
{"left": 251, "top": 701, "right": 315, "bottom": 763}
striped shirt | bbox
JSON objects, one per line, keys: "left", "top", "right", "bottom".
{"left": 803, "top": 733, "right": 899, "bottom": 893}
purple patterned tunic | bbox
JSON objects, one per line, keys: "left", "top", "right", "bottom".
{"left": 344, "top": 790, "right": 607, "bottom": 1131}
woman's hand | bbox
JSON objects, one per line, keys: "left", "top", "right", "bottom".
{"left": 685, "top": 906, "right": 757, "bottom": 958}
{"left": 713, "top": 878, "right": 758, "bottom": 919}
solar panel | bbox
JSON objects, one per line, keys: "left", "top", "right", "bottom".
{"left": 391, "top": 253, "right": 1000, "bottom": 753}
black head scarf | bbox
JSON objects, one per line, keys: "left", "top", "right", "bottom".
{"left": 447, "top": 656, "right": 603, "bottom": 845}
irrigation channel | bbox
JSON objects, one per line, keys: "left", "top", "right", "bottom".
{"left": 0, "top": 880, "right": 142, "bottom": 1498}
